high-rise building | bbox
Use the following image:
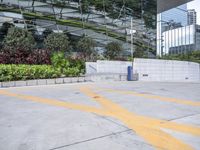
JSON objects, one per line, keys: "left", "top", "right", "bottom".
{"left": 187, "top": 9, "right": 197, "bottom": 25}
{"left": 161, "top": 4, "right": 188, "bottom": 27}
{"left": 161, "top": 24, "right": 200, "bottom": 55}
{"left": 157, "top": 4, "right": 188, "bottom": 56}
{"left": 157, "top": 0, "right": 193, "bottom": 13}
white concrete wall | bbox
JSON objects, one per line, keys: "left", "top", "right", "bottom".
{"left": 86, "top": 59, "right": 200, "bottom": 82}
{"left": 134, "top": 58, "right": 200, "bottom": 82}
{"left": 85, "top": 62, "right": 97, "bottom": 74}
{"left": 97, "top": 60, "right": 132, "bottom": 74}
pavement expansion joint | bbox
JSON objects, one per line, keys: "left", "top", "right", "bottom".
{"left": 93, "top": 114, "right": 130, "bottom": 129}
{"left": 167, "top": 113, "right": 200, "bottom": 122}
{"left": 0, "top": 85, "right": 200, "bottom": 150}
{"left": 48, "top": 129, "right": 131, "bottom": 150}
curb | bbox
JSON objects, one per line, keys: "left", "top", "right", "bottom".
{"left": 0, "top": 76, "right": 89, "bottom": 88}
{"left": 0, "top": 74, "right": 130, "bottom": 88}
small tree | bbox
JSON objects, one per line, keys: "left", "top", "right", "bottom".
{"left": 80, "top": 0, "right": 89, "bottom": 13}
{"left": 76, "top": 36, "right": 96, "bottom": 61}
{"left": 44, "top": 32, "right": 70, "bottom": 53}
{"left": 54, "top": 0, "right": 67, "bottom": 19}
{"left": 43, "top": 28, "right": 53, "bottom": 39}
{"left": 51, "top": 52, "right": 70, "bottom": 74}
{"left": 0, "top": 22, "right": 14, "bottom": 38}
{"left": 133, "top": 44, "right": 145, "bottom": 58}
{"left": 31, "top": 0, "right": 36, "bottom": 12}
{"left": 3, "top": 27, "right": 35, "bottom": 52}
{"left": 104, "top": 41, "right": 123, "bottom": 60}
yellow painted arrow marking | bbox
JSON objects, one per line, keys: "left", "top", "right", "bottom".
{"left": 0, "top": 87, "right": 200, "bottom": 150}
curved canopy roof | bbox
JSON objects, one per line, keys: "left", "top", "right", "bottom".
{"left": 157, "top": 0, "right": 193, "bottom": 13}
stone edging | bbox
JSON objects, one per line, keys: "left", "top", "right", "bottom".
{"left": 0, "top": 74, "right": 130, "bottom": 88}
{"left": 0, "top": 76, "right": 89, "bottom": 88}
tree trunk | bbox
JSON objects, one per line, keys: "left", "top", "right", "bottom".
{"left": 86, "top": 13, "right": 90, "bottom": 22}
{"left": 32, "top": 0, "right": 35, "bottom": 12}
{"left": 60, "top": 8, "right": 63, "bottom": 19}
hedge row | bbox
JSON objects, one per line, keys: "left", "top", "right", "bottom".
{"left": 0, "top": 64, "right": 80, "bottom": 82}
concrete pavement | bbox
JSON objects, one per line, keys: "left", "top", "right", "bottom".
{"left": 0, "top": 81, "right": 200, "bottom": 150}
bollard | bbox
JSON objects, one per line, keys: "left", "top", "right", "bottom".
{"left": 127, "top": 66, "right": 133, "bottom": 81}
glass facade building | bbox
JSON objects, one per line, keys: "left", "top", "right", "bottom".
{"left": 187, "top": 9, "right": 197, "bottom": 25}
{"left": 161, "top": 4, "right": 188, "bottom": 26}
{"left": 162, "top": 25, "right": 195, "bottom": 54}
{"left": 157, "top": 4, "right": 190, "bottom": 56}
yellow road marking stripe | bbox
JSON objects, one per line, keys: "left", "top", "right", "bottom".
{"left": 1, "top": 87, "right": 200, "bottom": 150}
{"left": 80, "top": 87, "right": 200, "bottom": 150}
{"left": 99, "top": 88, "right": 200, "bottom": 107}
{"left": 0, "top": 90, "right": 110, "bottom": 116}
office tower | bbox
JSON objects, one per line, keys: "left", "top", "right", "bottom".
{"left": 187, "top": 9, "right": 197, "bottom": 25}
{"left": 161, "top": 4, "right": 188, "bottom": 27}
{"left": 157, "top": 4, "right": 188, "bottom": 56}
{"left": 162, "top": 24, "right": 200, "bottom": 54}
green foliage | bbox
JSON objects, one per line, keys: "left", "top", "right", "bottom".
{"left": 88, "top": 0, "right": 103, "bottom": 11}
{"left": 54, "top": 0, "right": 66, "bottom": 7}
{"left": 0, "top": 52, "right": 85, "bottom": 82}
{"left": 77, "top": 36, "right": 97, "bottom": 61}
{"left": 51, "top": 52, "right": 85, "bottom": 77}
{"left": 0, "top": 60, "right": 85, "bottom": 82}
{"left": 54, "top": 0, "right": 67, "bottom": 18}
{"left": 43, "top": 28, "right": 53, "bottom": 39}
{"left": 44, "top": 32, "right": 70, "bottom": 52}
{"left": 2, "top": 27, "right": 35, "bottom": 52}
{"left": 83, "top": 0, "right": 156, "bottom": 28}
{"left": 161, "top": 51, "right": 200, "bottom": 63}
{"left": 133, "top": 44, "right": 145, "bottom": 58}
{"left": 191, "top": 51, "right": 200, "bottom": 62}
{"left": 63, "top": 67, "right": 80, "bottom": 77}
{"left": 0, "top": 64, "right": 60, "bottom": 82}
{"left": 80, "top": 0, "right": 90, "bottom": 13}
{"left": 142, "top": 0, "right": 156, "bottom": 29}
{"left": 0, "top": 22, "right": 14, "bottom": 38}
{"left": 104, "top": 41, "right": 123, "bottom": 60}
{"left": 69, "top": 59, "right": 85, "bottom": 75}
{"left": 51, "top": 52, "right": 70, "bottom": 74}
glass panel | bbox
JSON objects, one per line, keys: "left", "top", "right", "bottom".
{"left": 157, "top": 0, "right": 200, "bottom": 56}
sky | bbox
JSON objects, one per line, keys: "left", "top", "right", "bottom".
{"left": 187, "top": 0, "right": 200, "bottom": 25}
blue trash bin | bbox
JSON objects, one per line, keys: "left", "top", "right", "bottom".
{"left": 127, "top": 66, "right": 133, "bottom": 81}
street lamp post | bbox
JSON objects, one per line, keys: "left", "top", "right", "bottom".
{"left": 127, "top": 18, "right": 139, "bottom": 74}
{"left": 130, "top": 17, "right": 137, "bottom": 70}
{"left": 131, "top": 17, "right": 133, "bottom": 63}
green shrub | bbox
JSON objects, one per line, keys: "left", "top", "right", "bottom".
{"left": 104, "top": 41, "right": 123, "bottom": 60}
{"left": 0, "top": 54, "right": 85, "bottom": 82}
{"left": 51, "top": 52, "right": 70, "bottom": 71}
{"left": 0, "top": 22, "right": 14, "bottom": 39}
{"left": 51, "top": 52, "right": 70, "bottom": 77}
{"left": 69, "top": 59, "right": 85, "bottom": 75}
{"left": 3, "top": 27, "right": 35, "bottom": 52}
{"left": 161, "top": 51, "right": 200, "bottom": 63}
{"left": 76, "top": 37, "right": 96, "bottom": 61}
{"left": 51, "top": 52, "right": 85, "bottom": 76}
{"left": 0, "top": 64, "right": 60, "bottom": 82}
{"left": 63, "top": 67, "right": 80, "bottom": 77}
{"left": 44, "top": 32, "right": 70, "bottom": 52}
